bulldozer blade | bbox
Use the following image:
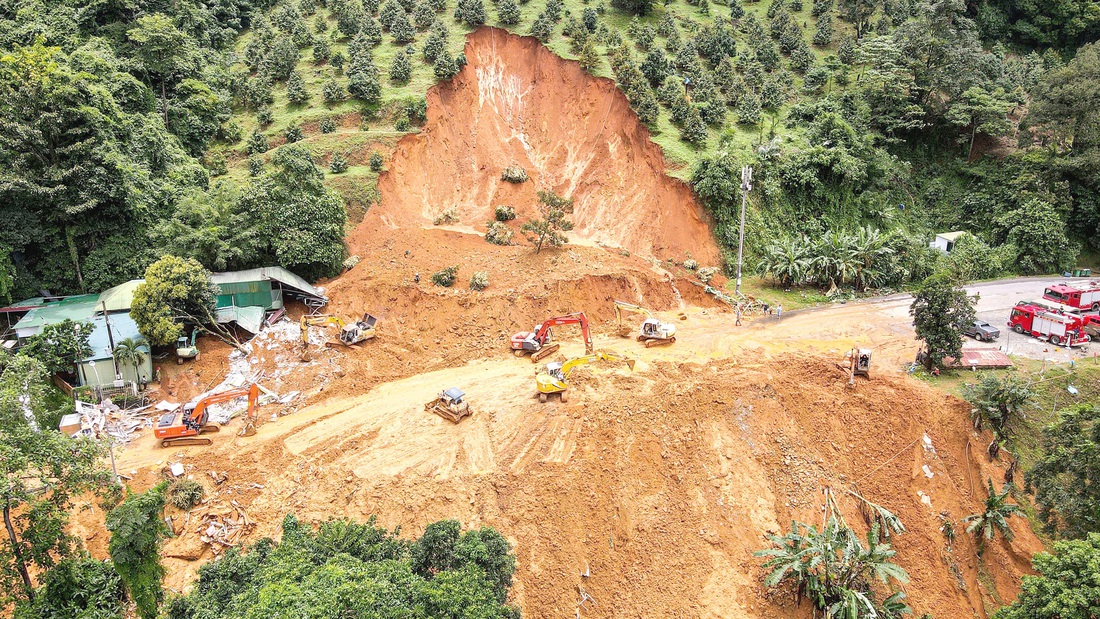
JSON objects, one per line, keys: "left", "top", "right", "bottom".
{"left": 531, "top": 344, "right": 560, "bottom": 363}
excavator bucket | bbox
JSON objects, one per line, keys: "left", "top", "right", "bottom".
{"left": 626, "top": 359, "right": 636, "bottom": 370}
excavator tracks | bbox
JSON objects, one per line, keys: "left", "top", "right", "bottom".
{"left": 161, "top": 437, "right": 214, "bottom": 447}
{"left": 530, "top": 344, "right": 560, "bottom": 363}
{"left": 643, "top": 337, "right": 675, "bottom": 348}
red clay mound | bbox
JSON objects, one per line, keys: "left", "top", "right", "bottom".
{"left": 364, "top": 27, "right": 719, "bottom": 264}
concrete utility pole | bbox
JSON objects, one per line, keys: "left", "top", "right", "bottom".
{"left": 735, "top": 165, "right": 753, "bottom": 296}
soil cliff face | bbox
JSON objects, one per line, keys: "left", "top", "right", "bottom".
{"left": 365, "top": 27, "right": 720, "bottom": 264}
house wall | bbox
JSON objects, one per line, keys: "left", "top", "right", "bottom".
{"left": 77, "top": 352, "right": 153, "bottom": 388}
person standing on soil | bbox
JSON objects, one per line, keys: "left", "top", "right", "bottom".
{"left": 776, "top": 304, "right": 782, "bottom": 320}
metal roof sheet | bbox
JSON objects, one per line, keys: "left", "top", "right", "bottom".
{"left": 210, "top": 267, "right": 326, "bottom": 301}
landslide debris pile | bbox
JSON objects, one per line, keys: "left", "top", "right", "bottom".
{"left": 140, "top": 355, "right": 1036, "bottom": 618}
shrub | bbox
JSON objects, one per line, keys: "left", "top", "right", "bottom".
{"left": 286, "top": 71, "right": 309, "bottom": 104}
{"left": 285, "top": 124, "right": 304, "bottom": 143}
{"left": 485, "top": 221, "right": 514, "bottom": 245}
{"left": 394, "top": 115, "right": 410, "bottom": 131}
{"left": 697, "top": 266, "right": 718, "bottom": 283}
{"left": 433, "top": 208, "right": 458, "bottom": 224}
{"left": 683, "top": 259, "right": 698, "bottom": 271}
{"left": 248, "top": 155, "right": 265, "bottom": 176}
{"left": 469, "top": 271, "right": 489, "bottom": 290}
{"left": 432, "top": 266, "right": 459, "bottom": 287}
{"left": 501, "top": 166, "right": 528, "bottom": 183}
{"left": 320, "top": 118, "right": 337, "bottom": 133}
{"left": 494, "top": 205, "right": 516, "bottom": 221}
{"left": 167, "top": 479, "right": 205, "bottom": 511}
{"left": 247, "top": 130, "right": 269, "bottom": 154}
{"left": 322, "top": 79, "right": 345, "bottom": 103}
{"left": 205, "top": 154, "right": 228, "bottom": 176}
{"left": 257, "top": 107, "right": 274, "bottom": 125}
{"left": 498, "top": 0, "right": 521, "bottom": 24}
{"left": 329, "top": 153, "right": 349, "bottom": 173}
{"left": 390, "top": 48, "right": 412, "bottom": 83}
{"left": 369, "top": 151, "right": 384, "bottom": 171}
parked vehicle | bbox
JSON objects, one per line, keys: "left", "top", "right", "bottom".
{"left": 1007, "top": 303, "right": 1091, "bottom": 347}
{"left": 964, "top": 320, "right": 1000, "bottom": 342}
{"left": 1043, "top": 281, "right": 1100, "bottom": 312}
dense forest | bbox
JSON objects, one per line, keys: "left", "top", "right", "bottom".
{"left": 0, "top": 0, "right": 1097, "bottom": 299}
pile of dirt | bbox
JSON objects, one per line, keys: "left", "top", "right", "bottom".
{"left": 355, "top": 27, "right": 720, "bottom": 265}
{"left": 100, "top": 353, "right": 1037, "bottom": 618}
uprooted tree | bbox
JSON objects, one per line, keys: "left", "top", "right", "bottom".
{"left": 522, "top": 190, "right": 575, "bottom": 254}
{"left": 129, "top": 256, "right": 242, "bottom": 350}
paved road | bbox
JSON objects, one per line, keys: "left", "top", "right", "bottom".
{"left": 794, "top": 276, "right": 1096, "bottom": 364}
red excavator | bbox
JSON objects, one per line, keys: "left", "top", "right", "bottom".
{"left": 510, "top": 312, "right": 593, "bottom": 363}
{"left": 154, "top": 384, "right": 260, "bottom": 447}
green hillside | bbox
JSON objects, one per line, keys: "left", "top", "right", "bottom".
{"left": 1, "top": 0, "right": 1098, "bottom": 298}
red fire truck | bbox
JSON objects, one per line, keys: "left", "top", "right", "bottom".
{"left": 1008, "top": 303, "right": 1091, "bottom": 346}
{"left": 1043, "top": 281, "right": 1100, "bottom": 312}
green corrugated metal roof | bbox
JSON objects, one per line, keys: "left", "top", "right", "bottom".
{"left": 97, "top": 280, "right": 144, "bottom": 313}
{"left": 210, "top": 267, "right": 325, "bottom": 301}
{"left": 13, "top": 295, "right": 99, "bottom": 331}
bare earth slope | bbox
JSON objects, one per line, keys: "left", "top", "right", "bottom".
{"left": 367, "top": 27, "right": 720, "bottom": 264}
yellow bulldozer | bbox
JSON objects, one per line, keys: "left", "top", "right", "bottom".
{"left": 535, "top": 351, "right": 634, "bottom": 403}
{"left": 613, "top": 301, "right": 676, "bottom": 347}
{"left": 424, "top": 387, "right": 472, "bottom": 423}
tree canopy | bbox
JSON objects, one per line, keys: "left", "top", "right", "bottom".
{"left": 165, "top": 515, "right": 520, "bottom": 619}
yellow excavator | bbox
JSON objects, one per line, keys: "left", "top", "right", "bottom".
{"left": 535, "top": 351, "right": 635, "bottom": 403}
{"left": 613, "top": 301, "right": 676, "bottom": 347}
{"left": 300, "top": 313, "right": 378, "bottom": 348}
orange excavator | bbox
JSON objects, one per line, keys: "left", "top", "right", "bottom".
{"left": 154, "top": 384, "right": 260, "bottom": 447}
{"left": 510, "top": 312, "right": 593, "bottom": 363}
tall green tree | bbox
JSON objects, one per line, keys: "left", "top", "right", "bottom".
{"left": 945, "top": 86, "right": 1013, "bottom": 160}
{"left": 127, "top": 14, "right": 191, "bottom": 123}
{"left": 992, "top": 533, "right": 1100, "bottom": 619}
{"left": 909, "top": 272, "right": 976, "bottom": 370}
{"left": 1026, "top": 405, "right": 1100, "bottom": 538}
{"left": 1032, "top": 42, "right": 1100, "bottom": 152}
{"left": 130, "top": 256, "right": 222, "bottom": 347}
{"left": 106, "top": 483, "right": 170, "bottom": 619}
{"left": 521, "top": 191, "right": 575, "bottom": 253}
{"left": 1, "top": 371, "right": 108, "bottom": 604}
{"left": 838, "top": 0, "right": 881, "bottom": 38}
{"left": 238, "top": 146, "right": 347, "bottom": 280}
{"left": 17, "top": 320, "right": 94, "bottom": 376}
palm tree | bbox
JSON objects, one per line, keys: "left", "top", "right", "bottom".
{"left": 113, "top": 337, "right": 147, "bottom": 379}
{"left": 965, "top": 478, "right": 1022, "bottom": 555}
{"left": 758, "top": 236, "right": 810, "bottom": 288}
{"left": 851, "top": 226, "right": 894, "bottom": 292}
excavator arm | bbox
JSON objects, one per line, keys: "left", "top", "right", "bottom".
{"left": 533, "top": 312, "right": 592, "bottom": 354}
{"left": 189, "top": 384, "right": 260, "bottom": 428}
{"left": 561, "top": 351, "right": 634, "bottom": 379}
{"left": 613, "top": 301, "right": 652, "bottom": 336}
{"left": 300, "top": 315, "right": 346, "bottom": 345}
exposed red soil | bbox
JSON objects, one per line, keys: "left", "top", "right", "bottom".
{"left": 367, "top": 27, "right": 719, "bottom": 264}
